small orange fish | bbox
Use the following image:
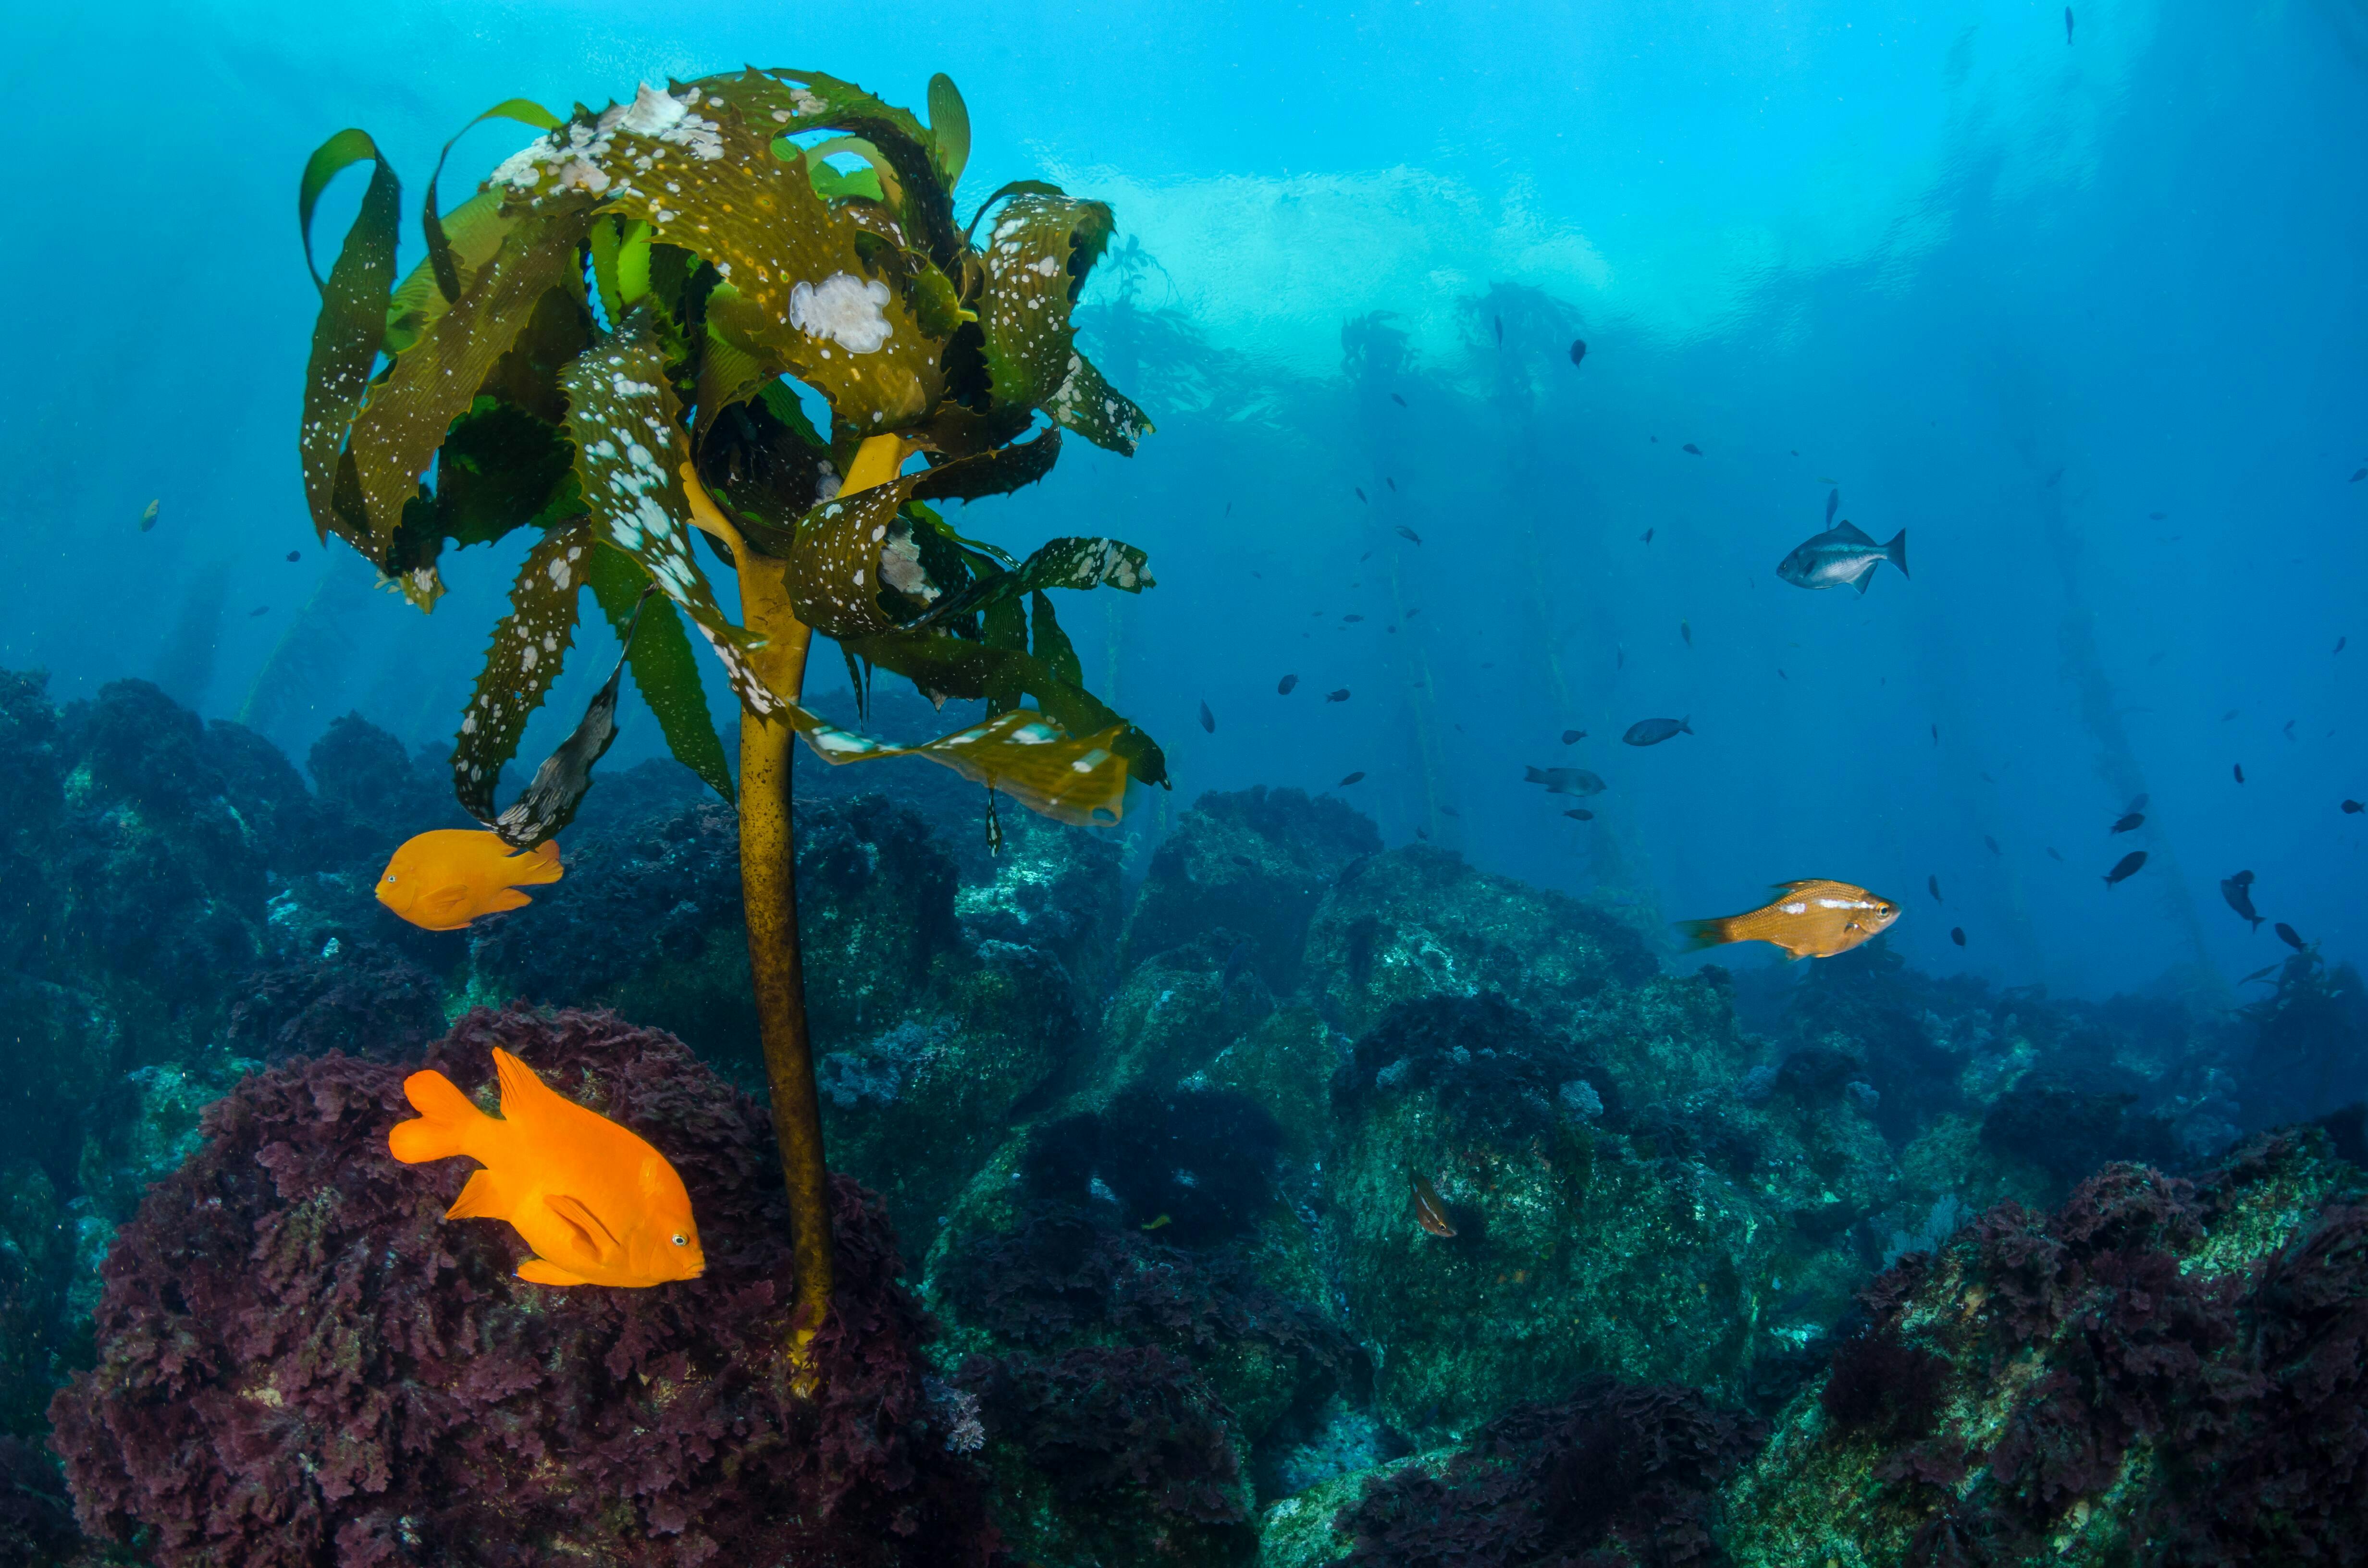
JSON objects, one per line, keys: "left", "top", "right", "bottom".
{"left": 1677, "top": 879, "right": 1899, "bottom": 961}
{"left": 1412, "top": 1174, "right": 1457, "bottom": 1238}
{"left": 377, "top": 829, "right": 563, "bottom": 931}
{"left": 388, "top": 1048, "right": 704, "bottom": 1287}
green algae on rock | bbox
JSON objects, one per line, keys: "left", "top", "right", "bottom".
{"left": 1719, "top": 1130, "right": 2366, "bottom": 1565}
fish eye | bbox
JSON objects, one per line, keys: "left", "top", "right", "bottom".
{"left": 383, "top": 874, "right": 397, "bottom": 883}
{"left": 671, "top": 1233, "right": 687, "bottom": 1246}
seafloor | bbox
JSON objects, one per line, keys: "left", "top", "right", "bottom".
{"left": 1, "top": 669, "right": 2362, "bottom": 1566}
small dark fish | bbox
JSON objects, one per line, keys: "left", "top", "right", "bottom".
{"left": 1622, "top": 716, "right": 1692, "bottom": 746}
{"left": 1651, "top": 436, "right": 1658, "bottom": 443}
{"left": 1406, "top": 608, "right": 1421, "bottom": 619}
{"left": 1777, "top": 521, "right": 1908, "bottom": 593}
{"left": 248, "top": 605, "right": 270, "bottom": 617}
{"left": 1825, "top": 488, "right": 1840, "bottom": 526}
{"left": 2127, "top": 793, "right": 2149, "bottom": 813}
{"left": 2234, "top": 763, "right": 2245, "bottom": 784}
{"left": 1326, "top": 688, "right": 1350, "bottom": 703}
{"left": 1776, "top": 668, "right": 1788, "bottom": 681}
{"left": 2104, "top": 850, "right": 2147, "bottom": 886}
{"left": 2222, "top": 710, "right": 2239, "bottom": 721}
{"left": 2283, "top": 719, "right": 2295, "bottom": 740}
{"left": 1355, "top": 487, "right": 1367, "bottom": 503}
{"left": 1931, "top": 723, "right": 1939, "bottom": 745}
{"left": 1950, "top": 927, "right": 1966, "bottom": 947}
{"left": 1277, "top": 674, "right": 1299, "bottom": 695}
{"left": 2220, "top": 870, "right": 2264, "bottom": 931}
{"left": 1198, "top": 700, "right": 1216, "bottom": 734}
{"left": 2110, "top": 812, "right": 2144, "bottom": 834}
{"left": 2045, "top": 467, "right": 2064, "bottom": 488}
{"left": 2351, "top": 467, "right": 2366, "bottom": 482}
{"left": 1682, "top": 443, "right": 1702, "bottom": 456}
{"left": 2276, "top": 922, "right": 2306, "bottom": 951}
{"left": 1981, "top": 771, "right": 1996, "bottom": 783}
{"left": 2047, "top": 846, "right": 2064, "bottom": 861}
{"left": 1412, "top": 1174, "right": 1457, "bottom": 1237}
{"left": 2337, "top": 637, "right": 2347, "bottom": 654}
{"left": 1338, "top": 772, "right": 1365, "bottom": 786}
{"left": 1220, "top": 940, "right": 1253, "bottom": 997}
{"left": 1928, "top": 874, "right": 1943, "bottom": 902}
{"left": 1640, "top": 527, "right": 1653, "bottom": 544}
{"left": 1439, "top": 804, "right": 1460, "bottom": 818}
{"left": 1390, "top": 392, "right": 1406, "bottom": 407}
{"left": 1415, "top": 828, "right": 1429, "bottom": 840}
{"left": 1561, "top": 729, "right": 1586, "bottom": 745}
{"left": 1984, "top": 834, "right": 2002, "bottom": 856}
{"left": 2344, "top": 799, "right": 2363, "bottom": 814}
{"left": 1569, "top": 338, "right": 1587, "bottom": 367}
{"left": 1563, "top": 808, "right": 1594, "bottom": 821}
{"left": 2240, "top": 964, "right": 2280, "bottom": 985}
{"left": 1225, "top": 501, "right": 1232, "bottom": 515}
{"left": 1395, "top": 525, "right": 1423, "bottom": 546}
{"left": 1680, "top": 621, "right": 1692, "bottom": 647}
{"left": 138, "top": 500, "right": 159, "bottom": 532}
{"left": 2148, "top": 511, "right": 2167, "bottom": 520}
{"left": 285, "top": 550, "right": 301, "bottom": 563}
{"left": 2064, "top": 6, "right": 2073, "bottom": 42}
{"left": 1386, "top": 478, "right": 1396, "bottom": 492}
{"left": 1524, "top": 765, "right": 1607, "bottom": 797}
{"left": 1616, "top": 645, "right": 1626, "bottom": 670}
{"left": 1493, "top": 315, "right": 1504, "bottom": 345}
{"left": 1343, "top": 614, "right": 1365, "bottom": 624}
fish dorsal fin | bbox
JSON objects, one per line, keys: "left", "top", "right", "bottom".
{"left": 1771, "top": 880, "right": 1821, "bottom": 892}
{"left": 1833, "top": 521, "right": 1874, "bottom": 544}
{"left": 544, "top": 1193, "right": 623, "bottom": 1263}
{"left": 492, "top": 1047, "right": 565, "bottom": 1125}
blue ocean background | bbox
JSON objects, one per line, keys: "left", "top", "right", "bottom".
{"left": 7, "top": 0, "right": 2363, "bottom": 1001}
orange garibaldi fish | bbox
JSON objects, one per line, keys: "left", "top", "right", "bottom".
{"left": 1677, "top": 880, "right": 1901, "bottom": 960}
{"left": 377, "top": 829, "right": 564, "bottom": 931}
{"left": 388, "top": 1047, "right": 705, "bottom": 1287}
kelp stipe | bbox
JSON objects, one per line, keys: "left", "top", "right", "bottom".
{"left": 296, "top": 67, "right": 1164, "bottom": 1366}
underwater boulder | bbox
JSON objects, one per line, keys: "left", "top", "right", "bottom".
{"left": 1719, "top": 1130, "right": 2368, "bottom": 1565}
{"left": 955, "top": 1344, "right": 1259, "bottom": 1568}
{"left": 224, "top": 941, "right": 447, "bottom": 1064}
{"left": 1325, "top": 992, "right": 1786, "bottom": 1437}
{"left": 48, "top": 1004, "right": 996, "bottom": 1568}
{"left": 955, "top": 809, "right": 1128, "bottom": 1002}
{"left": 818, "top": 939, "right": 1080, "bottom": 1249}
{"left": 1120, "top": 786, "right": 1381, "bottom": 993}
{"left": 1259, "top": 1377, "right": 1763, "bottom": 1568}
{"left": 1302, "top": 844, "right": 1657, "bottom": 1055}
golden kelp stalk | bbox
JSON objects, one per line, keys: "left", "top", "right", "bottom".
{"left": 298, "top": 68, "right": 1162, "bottom": 1369}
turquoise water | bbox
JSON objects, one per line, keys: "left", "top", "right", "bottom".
{"left": 9, "top": 2, "right": 2364, "bottom": 994}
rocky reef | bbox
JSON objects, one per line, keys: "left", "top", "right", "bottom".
{"left": 1, "top": 670, "right": 2361, "bottom": 1566}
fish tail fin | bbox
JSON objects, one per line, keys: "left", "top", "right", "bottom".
{"left": 513, "top": 840, "right": 565, "bottom": 884}
{"left": 388, "top": 1069, "right": 493, "bottom": 1164}
{"left": 1675, "top": 916, "right": 1734, "bottom": 951}
{"left": 1885, "top": 529, "right": 1909, "bottom": 579}
{"left": 2251, "top": 916, "right": 2265, "bottom": 931}
{"left": 1680, "top": 716, "right": 1693, "bottom": 734}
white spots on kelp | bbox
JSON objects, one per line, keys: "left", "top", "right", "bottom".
{"left": 788, "top": 272, "right": 894, "bottom": 354}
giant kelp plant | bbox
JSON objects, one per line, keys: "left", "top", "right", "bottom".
{"left": 298, "top": 68, "right": 1162, "bottom": 1346}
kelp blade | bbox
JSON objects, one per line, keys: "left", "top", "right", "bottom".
{"left": 788, "top": 706, "right": 1135, "bottom": 826}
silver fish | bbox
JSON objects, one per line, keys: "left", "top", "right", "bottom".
{"left": 1776, "top": 521, "right": 1909, "bottom": 593}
